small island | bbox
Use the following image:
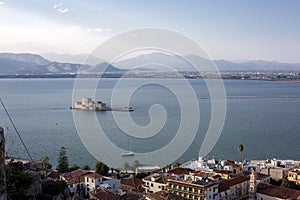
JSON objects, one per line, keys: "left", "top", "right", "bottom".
{"left": 70, "top": 97, "right": 134, "bottom": 112}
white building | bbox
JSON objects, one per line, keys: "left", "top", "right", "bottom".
{"left": 60, "top": 169, "right": 119, "bottom": 196}
{"left": 180, "top": 157, "right": 217, "bottom": 172}
{"left": 142, "top": 173, "right": 169, "bottom": 194}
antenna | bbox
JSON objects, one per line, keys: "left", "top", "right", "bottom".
{"left": 0, "top": 98, "right": 33, "bottom": 162}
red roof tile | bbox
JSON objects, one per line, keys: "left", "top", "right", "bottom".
{"left": 224, "top": 160, "right": 241, "bottom": 168}
{"left": 47, "top": 170, "right": 60, "bottom": 179}
{"left": 84, "top": 172, "right": 102, "bottom": 179}
{"left": 216, "top": 170, "right": 232, "bottom": 175}
{"left": 218, "top": 176, "right": 249, "bottom": 192}
{"left": 257, "top": 183, "right": 300, "bottom": 199}
{"left": 121, "top": 176, "right": 143, "bottom": 188}
{"left": 90, "top": 189, "right": 119, "bottom": 200}
{"left": 60, "top": 169, "right": 90, "bottom": 184}
{"left": 166, "top": 167, "right": 193, "bottom": 175}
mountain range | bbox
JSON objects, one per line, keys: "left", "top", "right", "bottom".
{"left": 0, "top": 52, "right": 300, "bottom": 75}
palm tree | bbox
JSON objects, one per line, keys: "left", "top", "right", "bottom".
{"left": 238, "top": 144, "right": 244, "bottom": 162}
{"left": 123, "top": 162, "right": 130, "bottom": 173}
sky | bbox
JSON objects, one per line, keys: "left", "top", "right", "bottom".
{"left": 0, "top": 0, "right": 300, "bottom": 62}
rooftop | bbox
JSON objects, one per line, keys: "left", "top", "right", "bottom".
{"left": 257, "top": 183, "right": 300, "bottom": 199}
{"left": 120, "top": 176, "right": 143, "bottom": 188}
{"left": 218, "top": 175, "right": 249, "bottom": 192}
{"left": 90, "top": 188, "right": 119, "bottom": 200}
{"left": 166, "top": 167, "right": 194, "bottom": 175}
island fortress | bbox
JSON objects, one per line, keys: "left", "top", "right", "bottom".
{"left": 72, "top": 97, "right": 111, "bottom": 111}
{"left": 71, "top": 97, "right": 134, "bottom": 112}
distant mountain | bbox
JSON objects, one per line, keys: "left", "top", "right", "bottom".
{"left": 42, "top": 52, "right": 104, "bottom": 66}
{"left": 0, "top": 53, "right": 124, "bottom": 75}
{"left": 114, "top": 52, "right": 300, "bottom": 72}
{"left": 1, "top": 52, "right": 299, "bottom": 76}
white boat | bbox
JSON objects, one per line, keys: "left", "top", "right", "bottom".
{"left": 121, "top": 151, "right": 135, "bottom": 156}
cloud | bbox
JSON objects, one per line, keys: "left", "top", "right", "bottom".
{"left": 92, "top": 28, "right": 112, "bottom": 33}
{"left": 0, "top": 1, "right": 5, "bottom": 5}
{"left": 53, "top": 2, "right": 69, "bottom": 14}
{"left": 94, "top": 28, "right": 103, "bottom": 32}
{"left": 58, "top": 8, "right": 69, "bottom": 13}
{"left": 53, "top": 2, "right": 63, "bottom": 9}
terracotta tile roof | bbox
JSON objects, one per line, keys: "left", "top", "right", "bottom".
{"left": 47, "top": 170, "right": 60, "bottom": 179}
{"left": 211, "top": 174, "right": 221, "bottom": 179}
{"left": 257, "top": 183, "right": 300, "bottom": 199}
{"left": 121, "top": 176, "right": 143, "bottom": 188}
{"left": 233, "top": 172, "right": 270, "bottom": 181}
{"left": 60, "top": 169, "right": 89, "bottom": 179}
{"left": 166, "top": 167, "right": 193, "bottom": 175}
{"left": 84, "top": 172, "right": 102, "bottom": 179}
{"left": 224, "top": 160, "right": 241, "bottom": 168}
{"left": 145, "top": 191, "right": 185, "bottom": 200}
{"left": 192, "top": 171, "right": 206, "bottom": 176}
{"left": 218, "top": 175, "right": 249, "bottom": 192}
{"left": 120, "top": 191, "right": 143, "bottom": 200}
{"left": 216, "top": 169, "right": 232, "bottom": 175}
{"left": 143, "top": 174, "right": 170, "bottom": 184}
{"left": 60, "top": 169, "right": 90, "bottom": 184}
{"left": 90, "top": 189, "right": 120, "bottom": 200}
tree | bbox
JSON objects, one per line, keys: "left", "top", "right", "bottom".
{"left": 6, "top": 161, "right": 34, "bottom": 199}
{"left": 132, "top": 160, "right": 140, "bottom": 170}
{"left": 40, "top": 156, "right": 52, "bottom": 169}
{"left": 123, "top": 162, "right": 130, "bottom": 173}
{"left": 165, "top": 164, "right": 172, "bottom": 170}
{"left": 174, "top": 162, "right": 181, "bottom": 167}
{"left": 57, "top": 146, "right": 69, "bottom": 173}
{"left": 238, "top": 144, "right": 244, "bottom": 162}
{"left": 70, "top": 164, "right": 80, "bottom": 171}
{"left": 43, "top": 180, "right": 67, "bottom": 196}
{"left": 82, "top": 164, "right": 91, "bottom": 170}
{"left": 95, "top": 161, "right": 109, "bottom": 176}
{"left": 281, "top": 178, "right": 299, "bottom": 190}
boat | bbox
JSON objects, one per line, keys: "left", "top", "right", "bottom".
{"left": 121, "top": 151, "right": 135, "bottom": 156}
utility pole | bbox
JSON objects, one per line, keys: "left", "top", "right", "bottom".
{"left": 0, "top": 127, "right": 7, "bottom": 200}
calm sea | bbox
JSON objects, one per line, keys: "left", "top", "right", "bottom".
{"left": 0, "top": 78, "right": 299, "bottom": 168}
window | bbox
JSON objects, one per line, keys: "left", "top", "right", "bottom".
{"left": 86, "top": 178, "right": 89, "bottom": 182}
{"left": 151, "top": 183, "right": 153, "bottom": 187}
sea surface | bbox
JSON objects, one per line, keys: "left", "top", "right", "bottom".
{"left": 0, "top": 78, "right": 299, "bottom": 169}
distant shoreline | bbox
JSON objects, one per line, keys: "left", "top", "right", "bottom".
{"left": 0, "top": 73, "right": 300, "bottom": 82}
{"left": 280, "top": 79, "right": 300, "bottom": 83}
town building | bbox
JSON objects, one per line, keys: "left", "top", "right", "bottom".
{"left": 249, "top": 171, "right": 300, "bottom": 200}
{"left": 120, "top": 176, "right": 143, "bottom": 192}
{"left": 288, "top": 168, "right": 300, "bottom": 185}
{"left": 218, "top": 175, "right": 249, "bottom": 199}
{"left": 167, "top": 176, "right": 219, "bottom": 200}
{"left": 60, "top": 169, "right": 120, "bottom": 197}
{"left": 142, "top": 173, "right": 170, "bottom": 194}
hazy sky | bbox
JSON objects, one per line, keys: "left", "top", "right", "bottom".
{"left": 1, "top": 0, "right": 300, "bottom": 62}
